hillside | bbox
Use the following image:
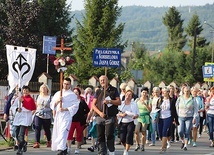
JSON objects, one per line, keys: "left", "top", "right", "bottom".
{"left": 71, "top": 3, "right": 214, "bottom": 51}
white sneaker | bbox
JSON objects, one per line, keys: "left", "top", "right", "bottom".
{"left": 109, "top": 151, "right": 115, "bottom": 155}
{"left": 167, "top": 142, "right": 171, "bottom": 149}
{"left": 67, "top": 148, "right": 71, "bottom": 154}
{"left": 149, "top": 143, "right": 155, "bottom": 146}
{"left": 74, "top": 148, "right": 79, "bottom": 154}
{"left": 123, "top": 150, "right": 128, "bottom": 155}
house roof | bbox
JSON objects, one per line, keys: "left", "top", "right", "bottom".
{"left": 38, "top": 72, "right": 52, "bottom": 79}
{"left": 69, "top": 74, "right": 78, "bottom": 81}
{"left": 127, "top": 78, "right": 137, "bottom": 84}
{"left": 121, "top": 51, "right": 132, "bottom": 57}
{"left": 89, "top": 76, "right": 99, "bottom": 81}
{"left": 110, "top": 77, "right": 120, "bottom": 82}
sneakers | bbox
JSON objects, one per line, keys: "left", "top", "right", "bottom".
{"left": 188, "top": 139, "right": 192, "bottom": 145}
{"left": 141, "top": 145, "right": 145, "bottom": 151}
{"left": 181, "top": 143, "right": 184, "bottom": 149}
{"left": 134, "top": 145, "right": 140, "bottom": 151}
{"left": 16, "top": 149, "right": 23, "bottom": 155}
{"left": 210, "top": 141, "right": 214, "bottom": 147}
{"left": 192, "top": 142, "right": 197, "bottom": 147}
{"left": 160, "top": 148, "right": 166, "bottom": 154}
{"left": 14, "top": 145, "right": 18, "bottom": 151}
{"left": 22, "top": 141, "right": 27, "bottom": 152}
{"left": 198, "top": 134, "right": 201, "bottom": 138}
{"left": 116, "top": 141, "right": 122, "bottom": 145}
{"left": 88, "top": 146, "right": 95, "bottom": 152}
{"left": 67, "top": 148, "right": 71, "bottom": 154}
{"left": 46, "top": 141, "right": 51, "bottom": 147}
{"left": 33, "top": 142, "right": 40, "bottom": 148}
{"left": 123, "top": 150, "right": 128, "bottom": 155}
{"left": 167, "top": 142, "right": 171, "bottom": 149}
{"left": 149, "top": 143, "right": 155, "bottom": 146}
{"left": 56, "top": 150, "right": 64, "bottom": 155}
{"left": 183, "top": 146, "right": 187, "bottom": 151}
{"left": 109, "top": 151, "right": 115, "bottom": 155}
{"left": 74, "top": 148, "right": 80, "bottom": 154}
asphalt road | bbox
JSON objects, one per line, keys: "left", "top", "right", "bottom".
{"left": 1, "top": 131, "right": 214, "bottom": 155}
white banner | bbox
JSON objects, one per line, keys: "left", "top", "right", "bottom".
{"left": 6, "top": 45, "right": 36, "bottom": 93}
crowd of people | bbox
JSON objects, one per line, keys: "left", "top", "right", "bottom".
{"left": 2, "top": 76, "right": 214, "bottom": 155}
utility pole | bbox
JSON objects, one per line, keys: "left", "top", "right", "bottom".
{"left": 192, "top": 27, "right": 197, "bottom": 78}
{"left": 204, "top": 21, "right": 214, "bottom": 62}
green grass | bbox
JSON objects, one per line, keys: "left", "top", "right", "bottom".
{"left": 0, "top": 139, "right": 14, "bottom": 147}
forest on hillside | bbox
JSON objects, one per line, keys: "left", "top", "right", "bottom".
{"left": 71, "top": 3, "right": 214, "bottom": 51}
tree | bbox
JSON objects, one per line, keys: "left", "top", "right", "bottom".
{"left": 185, "top": 13, "right": 209, "bottom": 82}
{"left": 0, "top": 0, "right": 73, "bottom": 81}
{"left": 129, "top": 42, "right": 147, "bottom": 70}
{"left": 69, "top": 0, "right": 127, "bottom": 84}
{"left": 0, "top": 0, "right": 40, "bottom": 79}
{"left": 162, "top": 6, "right": 186, "bottom": 52}
{"left": 37, "top": 0, "right": 73, "bottom": 82}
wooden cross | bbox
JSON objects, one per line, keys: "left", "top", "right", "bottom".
{"left": 53, "top": 38, "right": 72, "bottom": 108}
{"left": 53, "top": 38, "right": 72, "bottom": 55}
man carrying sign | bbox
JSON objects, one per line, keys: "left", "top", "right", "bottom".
{"left": 92, "top": 75, "right": 121, "bottom": 155}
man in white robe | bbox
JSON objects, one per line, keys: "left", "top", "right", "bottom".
{"left": 50, "top": 77, "right": 79, "bottom": 155}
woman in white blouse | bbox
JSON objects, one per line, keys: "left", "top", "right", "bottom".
{"left": 33, "top": 84, "right": 52, "bottom": 148}
{"left": 117, "top": 89, "right": 140, "bottom": 155}
{"left": 158, "top": 87, "right": 178, "bottom": 153}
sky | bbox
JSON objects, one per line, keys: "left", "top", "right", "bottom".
{"left": 68, "top": 0, "right": 214, "bottom": 11}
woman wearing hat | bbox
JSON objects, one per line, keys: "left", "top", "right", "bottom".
{"left": 117, "top": 89, "right": 139, "bottom": 155}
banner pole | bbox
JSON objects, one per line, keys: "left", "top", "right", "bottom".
{"left": 47, "top": 54, "right": 49, "bottom": 74}
{"left": 59, "top": 70, "right": 63, "bottom": 108}
{"left": 103, "top": 67, "right": 108, "bottom": 113}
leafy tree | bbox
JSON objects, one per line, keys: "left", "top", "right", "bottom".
{"left": 162, "top": 6, "right": 186, "bottom": 52}
{"left": 120, "top": 70, "right": 133, "bottom": 81}
{"left": 142, "top": 52, "right": 163, "bottom": 85}
{"left": 128, "top": 42, "right": 147, "bottom": 70}
{"left": 185, "top": 13, "right": 208, "bottom": 48}
{"left": 173, "top": 52, "right": 188, "bottom": 84}
{"left": 0, "top": 0, "right": 40, "bottom": 79}
{"left": 69, "top": 0, "right": 127, "bottom": 84}
{"left": 185, "top": 13, "right": 209, "bottom": 82}
{"left": 37, "top": 0, "right": 73, "bottom": 81}
{"left": 0, "top": 0, "right": 73, "bottom": 81}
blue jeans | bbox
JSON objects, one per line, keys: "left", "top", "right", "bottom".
{"left": 158, "top": 117, "right": 172, "bottom": 138}
{"left": 15, "top": 125, "right": 27, "bottom": 150}
{"left": 34, "top": 116, "right": 51, "bottom": 143}
{"left": 151, "top": 119, "right": 158, "bottom": 144}
{"left": 207, "top": 114, "right": 214, "bottom": 141}
{"left": 178, "top": 117, "right": 193, "bottom": 140}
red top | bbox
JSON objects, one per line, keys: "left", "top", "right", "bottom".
{"left": 22, "top": 95, "right": 36, "bottom": 111}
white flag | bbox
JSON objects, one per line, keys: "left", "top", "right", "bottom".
{"left": 6, "top": 45, "right": 36, "bottom": 93}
